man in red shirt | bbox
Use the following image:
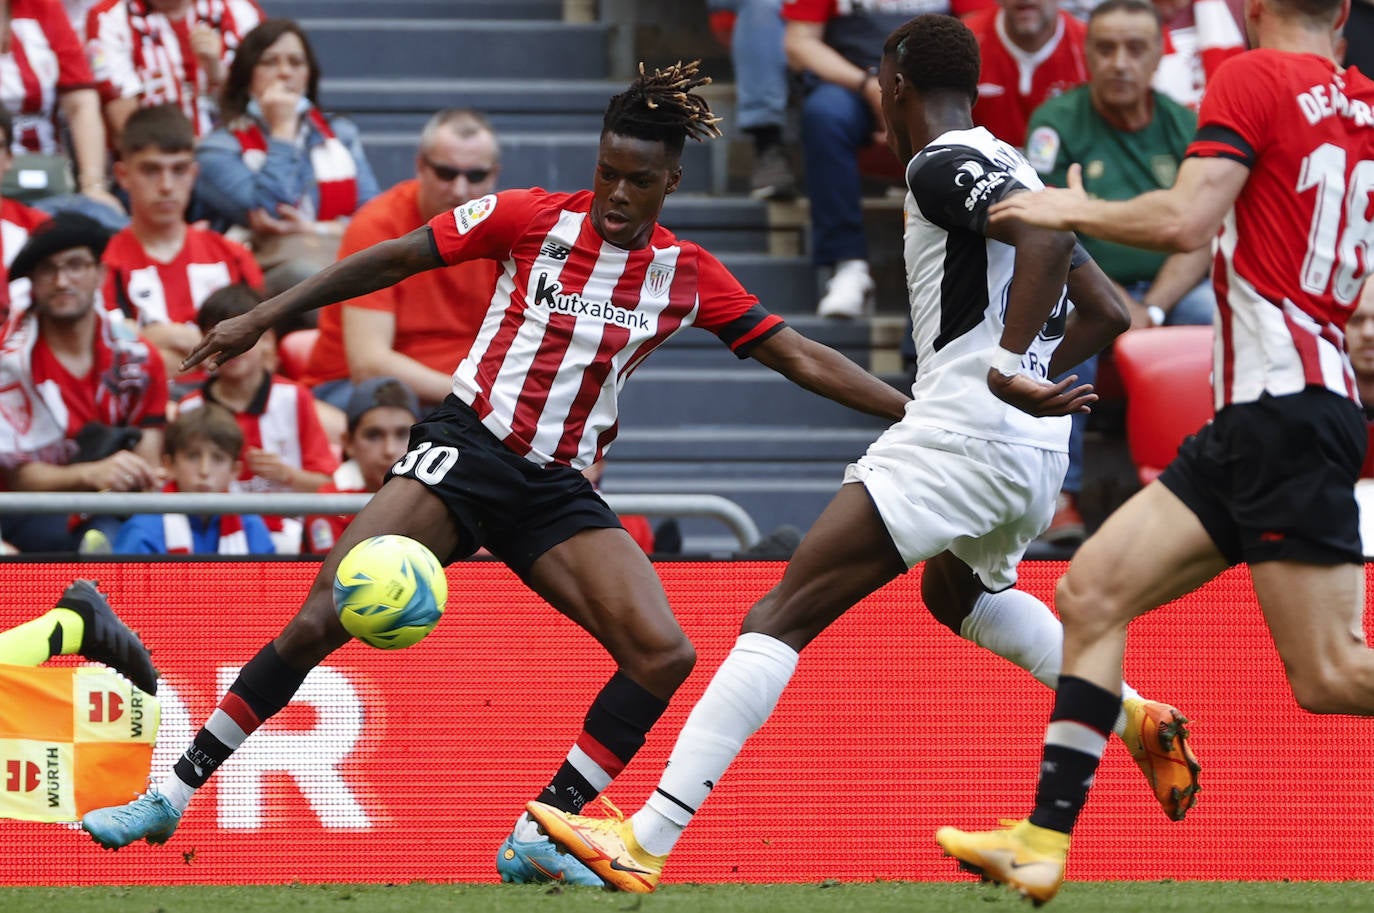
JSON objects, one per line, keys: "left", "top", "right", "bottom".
{"left": 102, "top": 104, "right": 262, "bottom": 387}
{"left": 85, "top": 61, "right": 911, "bottom": 889}
{"left": 303, "top": 108, "right": 501, "bottom": 409}
{"left": 939, "top": 0, "right": 1374, "bottom": 899}
{"left": 965, "top": 0, "right": 1089, "bottom": 146}
{"left": 0, "top": 212, "right": 168, "bottom": 552}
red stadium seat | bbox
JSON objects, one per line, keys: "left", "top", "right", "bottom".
{"left": 1113, "top": 325, "right": 1215, "bottom": 485}
{"left": 276, "top": 328, "right": 319, "bottom": 381}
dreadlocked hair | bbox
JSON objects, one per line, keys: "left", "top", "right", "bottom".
{"left": 602, "top": 60, "right": 723, "bottom": 158}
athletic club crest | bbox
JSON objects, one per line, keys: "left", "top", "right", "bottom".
{"left": 644, "top": 263, "right": 674, "bottom": 298}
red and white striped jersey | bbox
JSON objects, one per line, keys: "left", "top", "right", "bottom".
{"left": 86, "top": 0, "right": 262, "bottom": 137}
{"left": 101, "top": 225, "right": 263, "bottom": 327}
{"left": 1, "top": 0, "right": 95, "bottom": 154}
{"left": 1187, "top": 51, "right": 1374, "bottom": 409}
{"left": 428, "top": 188, "right": 784, "bottom": 469}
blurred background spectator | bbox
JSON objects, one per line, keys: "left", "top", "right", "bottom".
{"left": 1024, "top": 0, "right": 1212, "bottom": 545}
{"left": 965, "top": 0, "right": 1088, "bottom": 147}
{"left": 782, "top": 0, "right": 950, "bottom": 319}
{"left": 303, "top": 375, "right": 419, "bottom": 555}
{"left": 0, "top": 211, "right": 165, "bottom": 553}
{"left": 0, "top": 104, "right": 51, "bottom": 326}
{"left": 85, "top": 0, "right": 264, "bottom": 145}
{"left": 302, "top": 108, "right": 500, "bottom": 411}
{"left": 2, "top": 0, "right": 124, "bottom": 224}
{"left": 179, "top": 282, "right": 337, "bottom": 554}
{"left": 194, "top": 17, "right": 377, "bottom": 298}
{"left": 111, "top": 400, "right": 274, "bottom": 553}
{"left": 103, "top": 103, "right": 261, "bottom": 389}
{"left": 707, "top": 0, "right": 796, "bottom": 200}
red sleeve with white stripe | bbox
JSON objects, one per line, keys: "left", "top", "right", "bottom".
{"left": 691, "top": 246, "right": 785, "bottom": 357}
{"left": 428, "top": 189, "right": 548, "bottom": 267}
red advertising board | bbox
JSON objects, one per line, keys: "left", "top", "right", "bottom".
{"left": 0, "top": 560, "right": 1370, "bottom": 885}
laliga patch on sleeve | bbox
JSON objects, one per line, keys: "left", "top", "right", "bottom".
{"left": 455, "top": 193, "right": 498, "bottom": 235}
{"left": 1025, "top": 126, "right": 1060, "bottom": 176}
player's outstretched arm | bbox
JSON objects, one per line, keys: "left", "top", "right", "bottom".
{"left": 989, "top": 158, "right": 1248, "bottom": 253}
{"left": 748, "top": 326, "right": 910, "bottom": 421}
{"left": 181, "top": 227, "right": 444, "bottom": 373}
{"left": 1047, "top": 256, "right": 1132, "bottom": 379}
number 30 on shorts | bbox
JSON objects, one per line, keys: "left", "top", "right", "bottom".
{"left": 392, "top": 441, "right": 460, "bottom": 485}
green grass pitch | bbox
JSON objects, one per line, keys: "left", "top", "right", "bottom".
{"left": 8, "top": 882, "right": 1374, "bottom": 913}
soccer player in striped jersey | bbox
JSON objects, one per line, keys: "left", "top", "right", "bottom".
{"left": 522, "top": 15, "right": 1197, "bottom": 894}
{"left": 938, "top": 0, "right": 1374, "bottom": 901}
{"left": 80, "top": 61, "right": 911, "bottom": 879}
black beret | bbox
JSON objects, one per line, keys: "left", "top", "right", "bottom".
{"left": 9, "top": 211, "right": 113, "bottom": 281}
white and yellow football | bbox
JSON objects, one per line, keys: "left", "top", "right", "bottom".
{"left": 333, "top": 534, "right": 448, "bottom": 649}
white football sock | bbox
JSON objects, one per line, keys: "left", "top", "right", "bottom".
{"left": 959, "top": 587, "right": 1139, "bottom": 737}
{"left": 155, "top": 772, "right": 196, "bottom": 812}
{"left": 632, "top": 632, "right": 799, "bottom": 857}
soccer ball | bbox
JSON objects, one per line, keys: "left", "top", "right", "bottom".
{"left": 333, "top": 535, "right": 448, "bottom": 649}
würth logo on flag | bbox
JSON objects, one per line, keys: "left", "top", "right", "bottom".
{"left": 5, "top": 759, "right": 39, "bottom": 792}
{"left": 644, "top": 263, "right": 674, "bottom": 298}
{"left": 88, "top": 690, "right": 125, "bottom": 724}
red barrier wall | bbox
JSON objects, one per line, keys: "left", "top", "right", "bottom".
{"left": 1, "top": 560, "right": 1370, "bottom": 885}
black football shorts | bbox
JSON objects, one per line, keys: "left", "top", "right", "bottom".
{"left": 1160, "top": 387, "right": 1366, "bottom": 566}
{"left": 388, "top": 395, "right": 623, "bottom": 578}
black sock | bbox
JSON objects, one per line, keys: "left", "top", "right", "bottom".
{"left": 541, "top": 672, "right": 668, "bottom": 813}
{"left": 173, "top": 643, "right": 310, "bottom": 788}
{"left": 1028, "top": 676, "right": 1120, "bottom": 834}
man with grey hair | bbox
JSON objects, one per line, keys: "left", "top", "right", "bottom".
{"left": 301, "top": 108, "right": 502, "bottom": 408}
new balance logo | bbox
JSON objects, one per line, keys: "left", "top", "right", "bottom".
{"left": 540, "top": 242, "right": 571, "bottom": 260}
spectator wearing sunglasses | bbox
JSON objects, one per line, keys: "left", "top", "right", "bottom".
{"left": 300, "top": 108, "right": 501, "bottom": 410}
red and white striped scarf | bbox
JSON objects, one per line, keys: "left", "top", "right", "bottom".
{"left": 159, "top": 483, "right": 249, "bottom": 554}
{"left": 233, "top": 108, "right": 358, "bottom": 221}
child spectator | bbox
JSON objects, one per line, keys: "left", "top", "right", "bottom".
{"left": 112, "top": 401, "right": 274, "bottom": 553}
{"left": 179, "top": 283, "right": 337, "bottom": 553}
{"left": 302, "top": 375, "right": 419, "bottom": 554}
{"left": 103, "top": 104, "right": 262, "bottom": 386}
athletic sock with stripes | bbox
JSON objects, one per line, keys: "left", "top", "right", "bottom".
{"left": 1028, "top": 675, "right": 1121, "bottom": 834}
{"left": 540, "top": 671, "right": 669, "bottom": 813}
{"left": 633, "top": 633, "right": 798, "bottom": 857}
{"left": 159, "top": 643, "right": 309, "bottom": 812}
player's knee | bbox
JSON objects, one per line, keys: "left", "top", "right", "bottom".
{"left": 920, "top": 574, "right": 974, "bottom": 635}
{"left": 622, "top": 635, "right": 696, "bottom": 694}
{"left": 277, "top": 595, "right": 350, "bottom": 665}
{"left": 1054, "top": 573, "right": 1120, "bottom": 636}
{"left": 1287, "top": 658, "right": 1360, "bottom": 714}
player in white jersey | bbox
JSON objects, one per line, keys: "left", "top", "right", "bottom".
{"left": 80, "top": 62, "right": 911, "bottom": 882}
{"left": 520, "top": 16, "right": 1199, "bottom": 893}
{"left": 938, "top": 0, "right": 1374, "bottom": 902}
